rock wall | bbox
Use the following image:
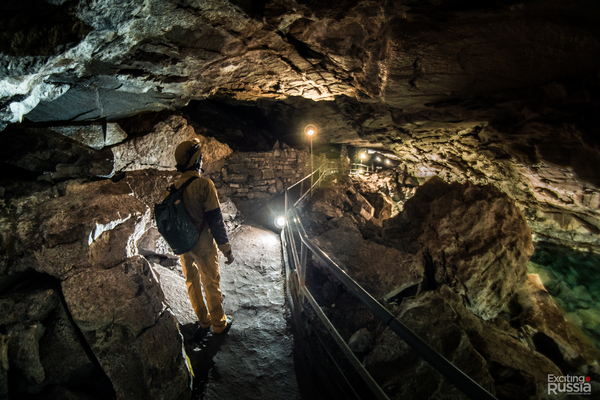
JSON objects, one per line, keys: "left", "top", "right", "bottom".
{"left": 1, "top": 0, "right": 599, "bottom": 257}
{"left": 0, "top": 178, "right": 192, "bottom": 399}
{"left": 301, "top": 176, "right": 600, "bottom": 400}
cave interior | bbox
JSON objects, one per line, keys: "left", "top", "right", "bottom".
{"left": 1, "top": 0, "right": 600, "bottom": 399}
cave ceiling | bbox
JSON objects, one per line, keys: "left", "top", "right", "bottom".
{"left": 1, "top": 0, "right": 600, "bottom": 250}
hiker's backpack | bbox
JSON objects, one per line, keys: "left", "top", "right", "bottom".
{"left": 154, "top": 177, "right": 199, "bottom": 255}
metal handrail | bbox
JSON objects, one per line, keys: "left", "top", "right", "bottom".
{"left": 349, "top": 163, "right": 371, "bottom": 175}
{"left": 282, "top": 164, "right": 498, "bottom": 400}
{"left": 286, "top": 161, "right": 339, "bottom": 208}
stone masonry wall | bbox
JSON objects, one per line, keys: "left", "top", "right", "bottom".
{"left": 208, "top": 147, "right": 308, "bottom": 201}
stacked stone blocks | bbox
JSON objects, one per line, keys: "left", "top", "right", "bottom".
{"left": 212, "top": 148, "right": 308, "bottom": 200}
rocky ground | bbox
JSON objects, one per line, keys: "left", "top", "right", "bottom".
{"left": 151, "top": 219, "right": 300, "bottom": 400}
{"left": 300, "top": 174, "right": 600, "bottom": 400}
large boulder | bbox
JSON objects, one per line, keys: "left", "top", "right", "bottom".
{"left": 62, "top": 256, "right": 191, "bottom": 400}
{"left": 0, "top": 175, "right": 193, "bottom": 399}
{"left": 509, "top": 275, "right": 600, "bottom": 371}
{"left": 111, "top": 115, "right": 232, "bottom": 173}
{"left": 0, "top": 178, "right": 150, "bottom": 283}
{"left": 314, "top": 228, "right": 424, "bottom": 302}
{"left": 0, "top": 281, "right": 102, "bottom": 397}
{"left": 365, "top": 286, "right": 564, "bottom": 400}
{"left": 151, "top": 263, "right": 197, "bottom": 332}
{"left": 382, "top": 177, "right": 534, "bottom": 320}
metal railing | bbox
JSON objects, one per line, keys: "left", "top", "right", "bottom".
{"left": 285, "top": 161, "right": 338, "bottom": 210}
{"left": 281, "top": 164, "right": 497, "bottom": 400}
{"left": 349, "top": 163, "right": 371, "bottom": 175}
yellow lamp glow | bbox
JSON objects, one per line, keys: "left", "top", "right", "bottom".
{"left": 304, "top": 124, "right": 317, "bottom": 137}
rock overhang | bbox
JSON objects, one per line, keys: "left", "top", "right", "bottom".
{"left": 1, "top": 0, "right": 599, "bottom": 250}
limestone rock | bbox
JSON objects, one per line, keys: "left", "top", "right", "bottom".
{"left": 365, "top": 286, "right": 563, "bottom": 400}
{"left": 0, "top": 0, "right": 599, "bottom": 254}
{"left": 348, "top": 328, "right": 373, "bottom": 354}
{"left": 382, "top": 177, "right": 533, "bottom": 320}
{"left": 0, "top": 124, "right": 115, "bottom": 180}
{"left": 7, "top": 323, "right": 46, "bottom": 386}
{"left": 0, "top": 282, "right": 102, "bottom": 396}
{"left": 314, "top": 228, "right": 424, "bottom": 301}
{"left": 365, "top": 289, "right": 496, "bottom": 400}
{"left": 62, "top": 256, "right": 191, "bottom": 400}
{"left": 510, "top": 276, "right": 600, "bottom": 370}
{"left": 151, "top": 263, "right": 196, "bottom": 329}
{"left": 106, "top": 123, "right": 128, "bottom": 146}
{"left": 0, "top": 334, "right": 8, "bottom": 400}
{"left": 111, "top": 115, "right": 232, "bottom": 172}
{"left": 44, "top": 123, "right": 127, "bottom": 151}
{"left": 62, "top": 256, "right": 164, "bottom": 335}
{"left": 0, "top": 285, "right": 59, "bottom": 326}
{"left": 48, "top": 125, "right": 105, "bottom": 150}
{"left": 38, "top": 298, "right": 98, "bottom": 390}
{"left": 0, "top": 178, "right": 150, "bottom": 281}
{"left": 137, "top": 227, "right": 177, "bottom": 259}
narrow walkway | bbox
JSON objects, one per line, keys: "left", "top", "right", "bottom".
{"left": 203, "top": 222, "right": 300, "bottom": 400}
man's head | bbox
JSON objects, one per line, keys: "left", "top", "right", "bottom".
{"left": 175, "top": 139, "right": 203, "bottom": 173}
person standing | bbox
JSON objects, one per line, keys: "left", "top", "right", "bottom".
{"left": 169, "top": 138, "right": 234, "bottom": 335}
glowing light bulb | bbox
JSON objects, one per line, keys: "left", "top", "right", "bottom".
{"left": 376, "top": 157, "right": 381, "bottom": 161}
{"left": 386, "top": 159, "right": 390, "bottom": 164}
{"left": 274, "top": 216, "right": 287, "bottom": 228}
{"left": 360, "top": 153, "right": 367, "bottom": 160}
{"left": 304, "top": 124, "right": 317, "bottom": 137}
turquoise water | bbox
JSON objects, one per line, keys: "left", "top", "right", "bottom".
{"left": 528, "top": 243, "right": 600, "bottom": 349}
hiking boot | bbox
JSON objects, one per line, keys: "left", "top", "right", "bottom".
{"left": 213, "top": 315, "right": 233, "bottom": 335}
{"left": 192, "top": 323, "right": 211, "bottom": 342}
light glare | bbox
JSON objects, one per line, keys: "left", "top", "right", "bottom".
{"left": 304, "top": 124, "right": 318, "bottom": 137}
{"left": 274, "top": 216, "right": 287, "bottom": 228}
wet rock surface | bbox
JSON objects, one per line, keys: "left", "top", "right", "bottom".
{"left": 529, "top": 244, "right": 600, "bottom": 353}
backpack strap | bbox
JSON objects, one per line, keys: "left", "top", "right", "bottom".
{"left": 177, "top": 176, "right": 199, "bottom": 192}
{"left": 167, "top": 176, "right": 198, "bottom": 194}
{"left": 174, "top": 176, "right": 208, "bottom": 234}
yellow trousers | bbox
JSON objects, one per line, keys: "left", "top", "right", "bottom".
{"left": 180, "top": 229, "right": 227, "bottom": 332}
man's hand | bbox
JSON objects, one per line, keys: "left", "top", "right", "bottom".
{"left": 225, "top": 253, "right": 235, "bottom": 265}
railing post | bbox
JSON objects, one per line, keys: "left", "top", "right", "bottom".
{"left": 300, "top": 242, "right": 307, "bottom": 288}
